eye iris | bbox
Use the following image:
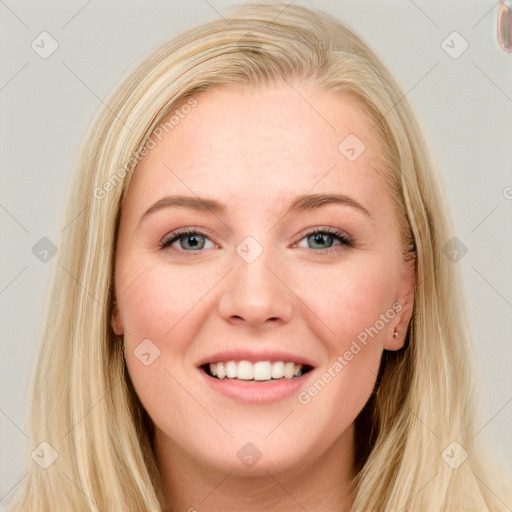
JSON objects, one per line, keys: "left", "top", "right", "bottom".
{"left": 164, "top": 230, "right": 346, "bottom": 252}
{"left": 309, "top": 233, "right": 333, "bottom": 248}
{"left": 181, "top": 234, "right": 205, "bottom": 250}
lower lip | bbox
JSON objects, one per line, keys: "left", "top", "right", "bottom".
{"left": 198, "top": 368, "right": 314, "bottom": 404}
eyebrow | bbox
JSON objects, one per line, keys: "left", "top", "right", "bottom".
{"left": 139, "top": 192, "right": 372, "bottom": 224}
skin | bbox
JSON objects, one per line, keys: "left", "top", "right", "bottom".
{"left": 112, "top": 82, "right": 415, "bottom": 512}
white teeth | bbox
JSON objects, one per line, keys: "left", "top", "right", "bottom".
{"left": 215, "top": 362, "right": 225, "bottom": 379}
{"left": 226, "top": 361, "right": 237, "bottom": 379}
{"left": 271, "top": 361, "right": 284, "bottom": 379}
{"left": 207, "top": 360, "right": 304, "bottom": 381}
{"left": 237, "top": 360, "right": 253, "bottom": 380}
{"left": 284, "top": 362, "right": 296, "bottom": 379}
{"left": 253, "top": 361, "right": 272, "bottom": 381}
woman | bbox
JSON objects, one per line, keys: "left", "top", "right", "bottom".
{"left": 8, "top": 2, "right": 511, "bottom": 511}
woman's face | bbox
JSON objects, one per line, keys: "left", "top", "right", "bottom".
{"left": 112, "top": 83, "right": 415, "bottom": 477}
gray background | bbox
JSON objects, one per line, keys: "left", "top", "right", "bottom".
{"left": 1, "top": 0, "right": 511, "bottom": 506}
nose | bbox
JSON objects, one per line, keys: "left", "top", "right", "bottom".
{"left": 217, "top": 245, "right": 294, "bottom": 328}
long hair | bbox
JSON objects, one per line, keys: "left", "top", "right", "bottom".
{"left": 7, "top": 2, "right": 511, "bottom": 510}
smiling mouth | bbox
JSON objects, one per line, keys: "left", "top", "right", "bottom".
{"left": 201, "top": 360, "right": 313, "bottom": 382}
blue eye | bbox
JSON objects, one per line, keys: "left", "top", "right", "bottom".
{"left": 159, "top": 229, "right": 215, "bottom": 252}
{"left": 297, "top": 228, "right": 353, "bottom": 252}
{"left": 159, "top": 227, "right": 353, "bottom": 254}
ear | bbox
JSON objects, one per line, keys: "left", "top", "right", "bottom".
{"left": 384, "top": 256, "right": 416, "bottom": 351}
{"left": 111, "top": 302, "right": 124, "bottom": 336}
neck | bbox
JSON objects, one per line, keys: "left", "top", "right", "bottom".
{"left": 155, "top": 425, "right": 356, "bottom": 512}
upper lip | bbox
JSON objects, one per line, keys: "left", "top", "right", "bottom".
{"left": 196, "top": 348, "right": 317, "bottom": 368}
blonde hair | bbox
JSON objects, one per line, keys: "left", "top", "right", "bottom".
{"left": 7, "top": 2, "right": 511, "bottom": 510}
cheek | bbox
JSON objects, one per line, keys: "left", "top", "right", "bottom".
{"left": 293, "top": 259, "right": 396, "bottom": 432}
{"left": 293, "top": 254, "right": 398, "bottom": 355}
{"left": 116, "top": 256, "right": 213, "bottom": 340}
{"left": 116, "top": 255, "right": 226, "bottom": 390}
{"left": 116, "top": 257, "right": 210, "bottom": 420}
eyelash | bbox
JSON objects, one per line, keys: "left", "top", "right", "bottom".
{"left": 158, "top": 226, "right": 353, "bottom": 255}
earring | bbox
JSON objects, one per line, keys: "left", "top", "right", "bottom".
{"left": 393, "top": 327, "right": 398, "bottom": 338}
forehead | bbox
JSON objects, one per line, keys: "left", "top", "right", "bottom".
{"left": 124, "top": 83, "right": 390, "bottom": 219}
